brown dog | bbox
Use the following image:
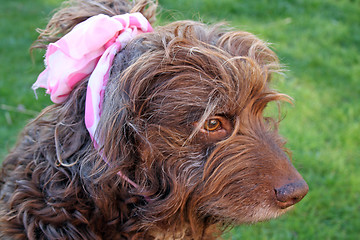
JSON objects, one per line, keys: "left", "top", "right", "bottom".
{"left": 0, "top": 0, "right": 308, "bottom": 239}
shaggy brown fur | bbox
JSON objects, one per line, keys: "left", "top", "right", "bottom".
{"left": 0, "top": 0, "right": 308, "bottom": 239}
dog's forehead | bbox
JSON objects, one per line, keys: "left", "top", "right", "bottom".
{"left": 106, "top": 22, "right": 282, "bottom": 121}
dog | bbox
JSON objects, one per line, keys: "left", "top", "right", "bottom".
{"left": 0, "top": 0, "right": 308, "bottom": 239}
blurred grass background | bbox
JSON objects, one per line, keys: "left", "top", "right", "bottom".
{"left": 0, "top": 0, "right": 359, "bottom": 239}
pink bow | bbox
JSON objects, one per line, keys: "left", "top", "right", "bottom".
{"left": 33, "top": 13, "right": 153, "bottom": 146}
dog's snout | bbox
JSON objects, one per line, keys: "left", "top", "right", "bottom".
{"left": 274, "top": 179, "right": 309, "bottom": 209}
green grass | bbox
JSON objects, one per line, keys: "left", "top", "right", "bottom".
{"left": 1, "top": 0, "right": 359, "bottom": 239}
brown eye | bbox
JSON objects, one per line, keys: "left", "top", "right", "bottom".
{"left": 204, "top": 119, "right": 221, "bottom": 131}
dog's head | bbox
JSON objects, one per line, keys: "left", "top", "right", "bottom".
{"left": 33, "top": 0, "right": 308, "bottom": 236}
{"left": 96, "top": 21, "right": 308, "bottom": 226}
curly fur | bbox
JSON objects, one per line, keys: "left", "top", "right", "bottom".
{"left": 0, "top": 0, "right": 308, "bottom": 239}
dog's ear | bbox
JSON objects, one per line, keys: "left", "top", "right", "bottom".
{"left": 92, "top": 39, "right": 151, "bottom": 178}
{"left": 32, "top": 0, "right": 157, "bottom": 50}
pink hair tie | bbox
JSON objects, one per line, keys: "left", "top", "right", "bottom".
{"left": 33, "top": 13, "right": 153, "bottom": 146}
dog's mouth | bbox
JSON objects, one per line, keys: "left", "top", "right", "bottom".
{"left": 200, "top": 200, "right": 290, "bottom": 226}
{"left": 201, "top": 196, "right": 296, "bottom": 225}
{"left": 244, "top": 204, "right": 291, "bottom": 223}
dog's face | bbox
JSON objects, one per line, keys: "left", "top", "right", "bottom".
{"left": 97, "top": 21, "right": 308, "bottom": 228}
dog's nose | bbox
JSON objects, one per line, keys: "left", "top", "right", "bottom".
{"left": 274, "top": 179, "right": 309, "bottom": 209}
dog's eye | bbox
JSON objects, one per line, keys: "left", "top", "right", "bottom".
{"left": 194, "top": 116, "right": 232, "bottom": 142}
{"left": 204, "top": 119, "right": 222, "bottom": 131}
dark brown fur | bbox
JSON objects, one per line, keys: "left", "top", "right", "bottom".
{"left": 0, "top": 0, "right": 308, "bottom": 239}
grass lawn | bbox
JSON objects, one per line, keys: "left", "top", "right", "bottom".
{"left": 1, "top": 0, "right": 359, "bottom": 239}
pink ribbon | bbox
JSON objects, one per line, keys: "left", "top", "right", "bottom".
{"left": 33, "top": 13, "right": 153, "bottom": 147}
